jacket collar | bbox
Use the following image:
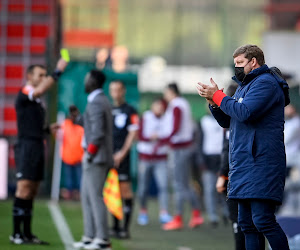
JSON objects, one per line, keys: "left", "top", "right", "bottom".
{"left": 87, "top": 88, "right": 103, "bottom": 103}
{"left": 232, "top": 64, "right": 270, "bottom": 86}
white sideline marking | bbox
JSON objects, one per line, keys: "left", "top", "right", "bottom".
{"left": 48, "top": 201, "right": 75, "bottom": 250}
{"left": 178, "top": 247, "right": 192, "bottom": 250}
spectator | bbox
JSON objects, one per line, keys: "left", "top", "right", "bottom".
{"left": 198, "top": 110, "right": 228, "bottom": 227}
{"left": 111, "top": 46, "right": 129, "bottom": 73}
{"left": 161, "top": 83, "right": 204, "bottom": 231}
{"left": 137, "top": 98, "right": 172, "bottom": 225}
{"left": 96, "top": 48, "right": 110, "bottom": 70}
{"left": 284, "top": 104, "right": 300, "bottom": 173}
{"left": 60, "top": 105, "right": 84, "bottom": 201}
{"left": 280, "top": 104, "right": 300, "bottom": 215}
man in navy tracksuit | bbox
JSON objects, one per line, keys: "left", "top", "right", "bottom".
{"left": 197, "top": 44, "right": 290, "bottom": 250}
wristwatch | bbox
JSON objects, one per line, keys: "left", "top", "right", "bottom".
{"left": 210, "top": 104, "right": 220, "bottom": 109}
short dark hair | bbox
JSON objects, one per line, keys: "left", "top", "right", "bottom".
{"left": 89, "top": 70, "right": 106, "bottom": 89}
{"left": 26, "top": 64, "right": 46, "bottom": 74}
{"left": 153, "top": 97, "right": 167, "bottom": 110}
{"left": 110, "top": 80, "right": 126, "bottom": 89}
{"left": 233, "top": 44, "right": 265, "bottom": 66}
{"left": 69, "top": 105, "right": 78, "bottom": 113}
{"left": 167, "top": 82, "right": 180, "bottom": 96}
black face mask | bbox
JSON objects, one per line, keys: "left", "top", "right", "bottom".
{"left": 234, "top": 67, "right": 246, "bottom": 82}
{"left": 234, "top": 60, "right": 251, "bottom": 82}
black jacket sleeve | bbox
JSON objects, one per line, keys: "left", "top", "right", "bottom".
{"left": 219, "top": 128, "right": 230, "bottom": 177}
{"left": 196, "top": 121, "right": 205, "bottom": 166}
{"left": 209, "top": 105, "right": 231, "bottom": 128}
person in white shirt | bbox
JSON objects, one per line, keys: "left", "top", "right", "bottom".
{"left": 198, "top": 112, "right": 228, "bottom": 227}
{"left": 280, "top": 104, "right": 300, "bottom": 215}
{"left": 284, "top": 104, "right": 300, "bottom": 170}
{"left": 160, "top": 83, "right": 204, "bottom": 231}
{"left": 137, "top": 99, "right": 172, "bottom": 225}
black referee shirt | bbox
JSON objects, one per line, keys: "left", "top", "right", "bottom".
{"left": 112, "top": 103, "right": 138, "bottom": 152}
{"left": 15, "top": 86, "right": 46, "bottom": 140}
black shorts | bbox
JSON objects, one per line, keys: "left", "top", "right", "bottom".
{"left": 117, "top": 154, "right": 130, "bottom": 182}
{"left": 14, "top": 139, "right": 45, "bottom": 181}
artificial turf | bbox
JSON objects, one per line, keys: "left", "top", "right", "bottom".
{"left": 0, "top": 200, "right": 65, "bottom": 250}
{"left": 0, "top": 199, "right": 235, "bottom": 250}
{"left": 60, "top": 201, "right": 127, "bottom": 250}
{"left": 61, "top": 199, "right": 235, "bottom": 250}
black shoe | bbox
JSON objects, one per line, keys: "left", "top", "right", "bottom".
{"left": 211, "top": 221, "right": 219, "bottom": 228}
{"left": 109, "top": 228, "right": 119, "bottom": 238}
{"left": 222, "top": 215, "right": 229, "bottom": 227}
{"left": 9, "top": 233, "right": 25, "bottom": 245}
{"left": 24, "top": 234, "right": 50, "bottom": 245}
{"left": 118, "top": 229, "right": 130, "bottom": 239}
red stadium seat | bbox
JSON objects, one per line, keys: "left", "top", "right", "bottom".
{"left": 8, "top": 145, "right": 16, "bottom": 168}
{"left": 30, "top": 44, "right": 46, "bottom": 54}
{"left": 4, "top": 107, "right": 17, "bottom": 121}
{"left": 3, "top": 127, "right": 18, "bottom": 136}
{"left": 5, "top": 65, "right": 23, "bottom": 79}
{"left": 31, "top": 0, "right": 50, "bottom": 13}
{"left": 6, "top": 44, "right": 24, "bottom": 54}
{"left": 31, "top": 24, "right": 49, "bottom": 38}
{"left": 4, "top": 86, "right": 22, "bottom": 94}
{"left": 8, "top": 1, "right": 25, "bottom": 12}
{"left": 7, "top": 24, "right": 24, "bottom": 37}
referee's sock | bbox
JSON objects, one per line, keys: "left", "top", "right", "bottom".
{"left": 13, "top": 197, "right": 31, "bottom": 236}
{"left": 112, "top": 215, "right": 120, "bottom": 231}
{"left": 123, "top": 199, "right": 133, "bottom": 232}
{"left": 23, "top": 199, "right": 33, "bottom": 238}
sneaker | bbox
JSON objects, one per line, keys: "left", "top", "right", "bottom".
{"left": 159, "top": 213, "right": 172, "bottom": 224}
{"left": 162, "top": 215, "right": 183, "bottom": 231}
{"left": 137, "top": 212, "right": 149, "bottom": 226}
{"left": 9, "top": 233, "right": 24, "bottom": 245}
{"left": 188, "top": 210, "right": 204, "bottom": 229}
{"left": 118, "top": 229, "right": 130, "bottom": 239}
{"left": 24, "top": 234, "right": 50, "bottom": 245}
{"left": 84, "top": 238, "right": 112, "bottom": 250}
{"left": 61, "top": 188, "right": 72, "bottom": 200}
{"left": 210, "top": 221, "right": 219, "bottom": 228}
{"left": 73, "top": 236, "right": 93, "bottom": 249}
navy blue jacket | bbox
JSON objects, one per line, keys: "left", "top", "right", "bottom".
{"left": 210, "top": 64, "right": 287, "bottom": 204}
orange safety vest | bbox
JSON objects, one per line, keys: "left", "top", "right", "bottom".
{"left": 60, "top": 119, "right": 84, "bottom": 165}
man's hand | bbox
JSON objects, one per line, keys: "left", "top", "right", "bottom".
{"left": 113, "top": 151, "right": 125, "bottom": 169}
{"left": 87, "top": 152, "right": 94, "bottom": 163}
{"left": 56, "top": 58, "right": 68, "bottom": 72}
{"left": 206, "top": 98, "right": 218, "bottom": 107}
{"left": 150, "top": 134, "right": 159, "bottom": 141}
{"left": 197, "top": 78, "right": 220, "bottom": 100}
{"left": 216, "top": 176, "right": 227, "bottom": 193}
{"left": 50, "top": 123, "right": 60, "bottom": 135}
{"left": 86, "top": 144, "right": 98, "bottom": 163}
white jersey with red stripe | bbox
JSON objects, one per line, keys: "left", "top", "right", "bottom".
{"left": 137, "top": 111, "right": 168, "bottom": 158}
{"left": 163, "top": 97, "right": 193, "bottom": 147}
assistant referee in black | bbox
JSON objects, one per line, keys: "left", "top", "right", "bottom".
{"left": 10, "top": 58, "right": 68, "bottom": 245}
